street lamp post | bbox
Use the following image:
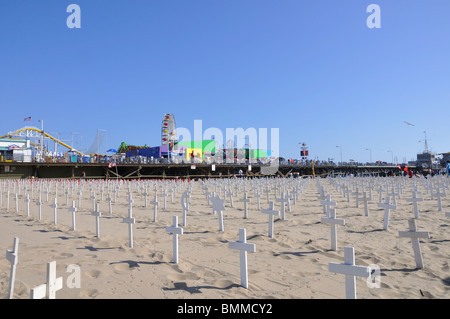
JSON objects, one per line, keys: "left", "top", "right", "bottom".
{"left": 387, "top": 150, "right": 393, "bottom": 164}
{"left": 336, "top": 146, "right": 342, "bottom": 165}
{"left": 38, "top": 120, "right": 44, "bottom": 158}
{"left": 365, "top": 148, "right": 372, "bottom": 164}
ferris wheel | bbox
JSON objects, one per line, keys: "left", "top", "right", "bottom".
{"left": 161, "top": 113, "right": 177, "bottom": 146}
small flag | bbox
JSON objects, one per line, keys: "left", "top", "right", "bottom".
{"left": 24, "top": 116, "right": 31, "bottom": 121}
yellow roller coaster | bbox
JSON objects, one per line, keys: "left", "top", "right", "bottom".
{"left": 0, "top": 127, "right": 84, "bottom": 156}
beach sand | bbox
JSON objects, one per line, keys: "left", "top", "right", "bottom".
{"left": 0, "top": 176, "right": 449, "bottom": 299}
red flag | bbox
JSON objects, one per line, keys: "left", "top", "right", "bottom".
{"left": 24, "top": 116, "right": 31, "bottom": 121}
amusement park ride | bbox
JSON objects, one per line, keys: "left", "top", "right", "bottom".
{"left": 0, "top": 126, "right": 83, "bottom": 156}
{"left": 0, "top": 113, "right": 179, "bottom": 158}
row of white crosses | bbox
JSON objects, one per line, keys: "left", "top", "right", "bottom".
{"left": 2, "top": 175, "right": 441, "bottom": 298}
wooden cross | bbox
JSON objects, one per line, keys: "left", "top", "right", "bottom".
{"left": 359, "top": 192, "right": 370, "bottom": 217}
{"left": 6, "top": 189, "right": 10, "bottom": 211}
{"left": 30, "top": 261, "right": 63, "bottom": 299}
{"left": 286, "top": 190, "right": 293, "bottom": 212}
{"left": 434, "top": 188, "right": 445, "bottom": 212}
{"left": 351, "top": 188, "right": 362, "bottom": 208}
{"left": 142, "top": 189, "right": 149, "bottom": 207}
{"left": 211, "top": 196, "right": 226, "bottom": 231}
{"left": 6, "top": 237, "right": 19, "bottom": 299}
{"left": 320, "top": 194, "right": 337, "bottom": 218}
{"left": 228, "top": 228, "right": 256, "bottom": 289}
{"left": 398, "top": 219, "right": 430, "bottom": 269}
{"left": 122, "top": 205, "right": 136, "bottom": 248}
{"left": 166, "top": 215, "right": 183, "bottom": 264}
{"left": 149, "top": 193, "right": 159, "bottom": 222}
{"left": 68, "top": 200, "right": 77, "bottom": 231}
{"left": 406, "top": 190, "right": 423, "bottom": 219}
{"left": 238, "top": 192, "right": 251, "bottom": 219}
{"left": 91, "top": 203, "right": 101, "bottom": 238}
{"left": 24, "top": 194, "right": 31, "bottom": 217}
{"left": 106, "top": 193, "right": 113, "bottom": 215}
{"left": 181, "top": 190, "right": 188, "bottom": 227}
{"left": 321, "top": 208, "right": 345, "bottom": 251}
{"left": 65, "top": 188, "right": 69, "bottom": 206}
{"left": 276, "top": 192, "right": 289, "bottom": 220}
{"left": 36, "top": 193, "right": 43, "bottom": 221}
{"left": 377, "top": 196, "right": 397, "bottom": 230}
{"left": 50, "top": 197, "right": 58, "bottom": 225}
{"left": 14, "top": 193, "right": 19, "bottom": 214}
{"left": 90, "top": 192, "right": 96, "bottom": 212}
{"left": 161, "top": 191, "right": 168, "bottom": 211}
{"left": 329, "top": 246, "right": 371, "bottom": 299}
{"left": 262, "top": 201, "right": 280, "bottom": 238}
{"left": 77, "top": 189, "right": 82, "bottom": 208}
{"left": 226, "top": 189, "right": 234, "bottom": 208}
{"left": 254, "top": 190, "right": 261, "bottom": 210}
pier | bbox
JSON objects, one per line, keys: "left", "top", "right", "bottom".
{"left": 0, "top": 162, "right": 418, "bottom": 179}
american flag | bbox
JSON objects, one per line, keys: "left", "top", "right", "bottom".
{"left": 24, "top": 116, "right": 31, "bottom": 121}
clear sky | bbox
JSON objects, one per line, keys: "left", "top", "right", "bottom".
{"left": 1, "top": 1, "right": 449, "bottom": 163}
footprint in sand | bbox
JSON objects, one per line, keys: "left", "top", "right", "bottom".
{"left": 85, "top": 270, "right": 101, "bottom": 278}
{"left": 213, "top": 279, "right": 235, "bottom": 289}
{"left": 167, "top": 272, "right": 199, "bottom": 281}
{"left": 80, "top": 289, "right": 98, "bottom": 298}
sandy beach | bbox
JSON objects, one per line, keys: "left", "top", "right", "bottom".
{"left": 1, "top": 176, "right": 449, "bottom": 300}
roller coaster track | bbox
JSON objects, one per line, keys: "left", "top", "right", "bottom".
{"left": 0, "top": 127, "right": 84, "bottom": 156}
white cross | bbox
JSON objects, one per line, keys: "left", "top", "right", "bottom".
{"left": 65, "top": 188, "right": 69, "bottom": 206}
{"left": 106, "top": 193, "right": 113, "bottom": 215}
{"left": 142, "top": 189, "right": 149, "bottom": 207}
{"left": 352, "top": 188, "right": 362, "bottom": 208}
{"left": 262, "top": 201, "right": 280, "bottom": 238}
{"left": 398, "top": 219, "right": 430, "bottom": 269}
{"left": 90, "top": 192, "right": 96, "bottom": 211}
{"left": 122, "top": 205, "right": 136, "bottom": 248}
{"left": 36, "top": 193, "right": 43, "bottom": 221}
{"left": 406, "top": 190, "right": 423, "bottom": 219}
{"left": 68, "top": 200, "right": 77, "bottom": 231}
{"left": 77, "top": 190, "right": 82, "bottom": 208}
{"left": 238, "top": 192, "right": 251, "bottom": 219}
{"left": 14, "top": 193, "right": 19, "bottom": 214}
{"left": 434, "top": 188, "right": 445, "bottom": 212}
{"left": 181, "top": 190, "right": 188, "bottom": 227}
{"left": 50, "top": 197, "right": 58, "bottom": 225}
{"left": 359, "top": 192, "right": 370, "bottom": 217}
{"left": 321, "top": 208, "right": 345, "bottom": 251}
{"left": 91, "top": 203, "right": 101, "bottom": 238}
{"left": 166, "top": 215, "right": 183, "bottom": 264}
{"left": 6, "top": 237, "right": 19, "bottom": 299}
{"left": 286, "top": 190, "right": 293, "bottom": 212}
{"left": 329, "top": 246, "right": 371, "bottom": 299}
{"left": 377, "top": 196, "right": 397, "bottom": 230}
{"left": 254, "top": 191, "right": 261, "bottom": 210}
{"left": 320, "top": 194, "right": 337, "bottom": 218}
{"left": 228, "top": 228, "right": 256, "bottom": 289}
{"left": 150, "top": 193, "right": 159, "bottom": 222}
{"left": 276, "top": 192, "right": 289, "bottom": 220}
{"left": 6, "top": 189, "right": 10, "bottom": 211}
{"left": 24, "top": 194, "right": 31, "bottom": 217}
{"left": 161, "top": 191, "right": 168, "bottom": 211}
{"left": 211, "top": 196, "right": 226, "bottom": 231}
{"left": 30, "top": 261, "right": 63, "bottom": 299}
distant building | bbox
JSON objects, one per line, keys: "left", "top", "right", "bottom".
{"left": 439, "top": 152, "right": 450, "bottom": 166}
{"left": 0, "top": 138, "right": 32, "bottom": 162}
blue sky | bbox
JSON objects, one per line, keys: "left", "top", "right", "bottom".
{"left": 1, "top": 1, "right": 449, "bottom": 163}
